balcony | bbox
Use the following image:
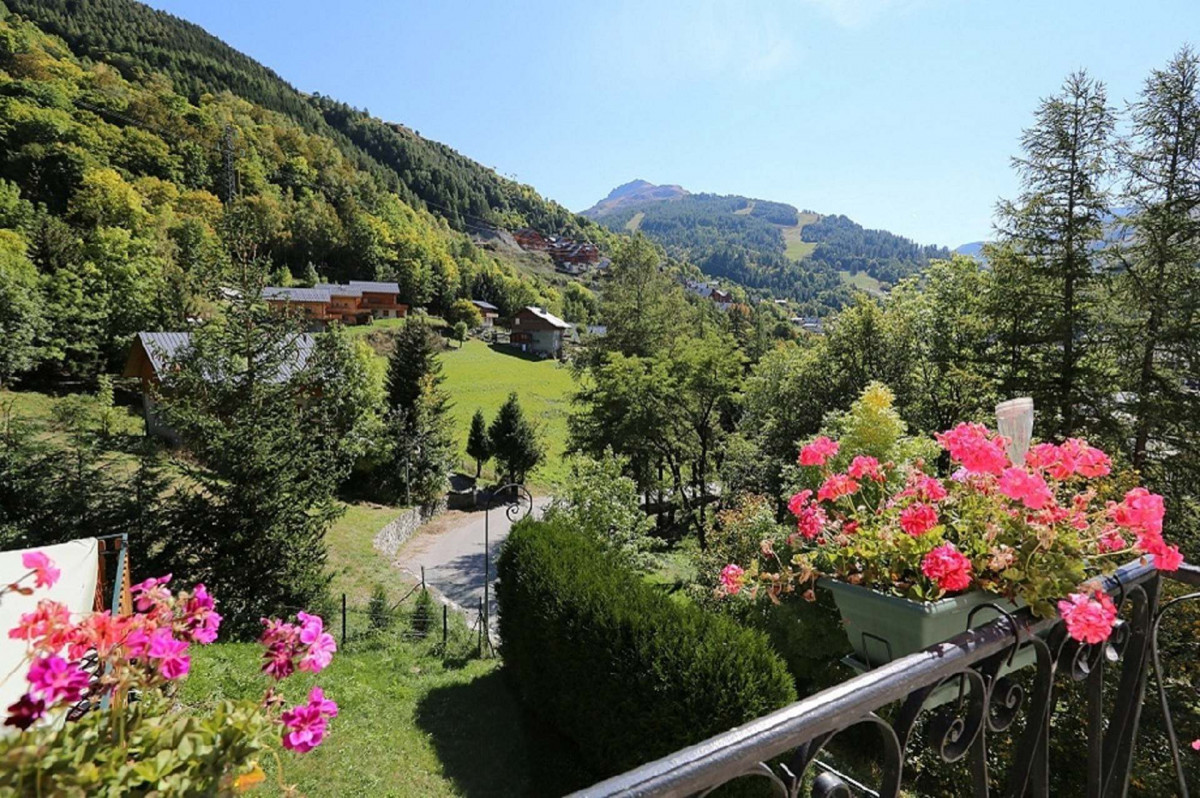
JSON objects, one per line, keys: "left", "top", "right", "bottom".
{"left": 573, "top": 560, "right": 1200, "bottom": 797}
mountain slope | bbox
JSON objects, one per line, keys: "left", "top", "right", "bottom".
{"left": 3, "top": 0, "right": 612, "bottom": 244}
{"left": 584, "top": 181, "right": 949, "bottom": 307}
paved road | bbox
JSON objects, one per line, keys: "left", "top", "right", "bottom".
{"left": 395, "top": 495, "right": 548, "bottom": 629}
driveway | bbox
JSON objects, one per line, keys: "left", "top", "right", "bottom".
{"left": 395, "top": 495, "right": 549, "bottom": 630}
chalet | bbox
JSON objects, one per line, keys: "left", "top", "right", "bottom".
{"left": 792, "top": 316, "right": 825, "bottom": 334}
{"left": 510, "top": 306, "right": 571, "bottom": 357}
{"left": 549, "top": 240, "right": 600, "bottom": 272}
{"left": 123, "top": 331, "right": 315, "bottom": 439}
{"left": 348, "top": 281, "right": 408, "bottom": 320}
{"left": 262, "top": 282, "right": 407, "bottom": 328}
{"left": 471, "top": 300, "right": 500, "bottom": 328}
{"left": 513, "top": 228, "right": 548, "bottom": 251}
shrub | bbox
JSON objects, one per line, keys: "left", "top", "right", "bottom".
{"left": 497, "top": 518, "right": 796, "bottom": 777}
{"left": 367, "top": 583, "right": 394, "bottom": 632}
{"left": 410, "top": 588, "right": 435, "bottom": 638}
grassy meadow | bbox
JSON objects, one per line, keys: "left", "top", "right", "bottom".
{"left": 780, "top": 211, "right": 820, "bottom": 261}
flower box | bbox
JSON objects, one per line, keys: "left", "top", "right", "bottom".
{"left": 821, "top": 578, "right": 1028, "bottom": 667}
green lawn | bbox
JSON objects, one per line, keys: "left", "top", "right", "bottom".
{"left": 0, "top": 388, "right": 144, "bottom": 437}
{"left": 439, "top": 339, "right": 575, "bottom": 485}
{"left": 181, "top": 624, "right": 591, "bottom": 797}
{"left": 780, "top": 211, "right": 820, "bottom": 261}
{"left": 326, "top": 501, "right": 410, "bottom": 603}
{"left": 838, "top": 269, "right": 886, "bottom": 296}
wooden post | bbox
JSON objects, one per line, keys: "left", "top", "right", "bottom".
{"left": 442, "top": 604, "right": 448, "bottom": 649}
{"left": 341, "top": 593, "right": 347, "bottom": 647}
{"left": 421, "top": 566, "right": 425, "bottom": 591}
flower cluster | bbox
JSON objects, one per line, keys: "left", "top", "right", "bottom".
{"left": 725, "top": 423, "right": 1183, "bottom": 645}
{"left": 4, "top": 552, "right": 337, "bottom": 758}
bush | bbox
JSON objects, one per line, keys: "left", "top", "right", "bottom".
{"left": 368, "top": 583, "right": 394, "bottom": 632}
{"left": 410, "top": 588, "right": 435, "bottom": 638}
{"left": 497, "top": 518, "right": 796, "bottom": 777}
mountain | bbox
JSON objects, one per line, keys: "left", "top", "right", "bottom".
{"left": 582, "top": 179, "right": 689, "bottom": 217}
{"left": 3, "top": 0, "right": 614, "bottom": 246}
{"left": 584, "top": 181, "right": 950, "bottom": 308}
{"left": 955, "top": 241, "right": 986, "bottom": 257}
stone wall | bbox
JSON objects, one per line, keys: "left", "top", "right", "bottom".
{"left": 372, "top": 499, "right": 446, "bottom": 558}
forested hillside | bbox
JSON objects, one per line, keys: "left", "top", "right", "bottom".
{"left": 0, "top": 3, "right": 573, "bottom": 384}
{"left": 2, "top": 0, "right": 613, "bottom": 243}
{"left": 585, "top": 182, "right": 949, "bottom": 309}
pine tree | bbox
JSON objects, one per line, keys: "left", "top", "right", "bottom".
{"left": 466, "top": 408, "right": 491, "bottom": 479}
{"left": 383, "top": 322, "right": 454, "bottom": 505}
{"left": 1114, "top": 47, "right": 1200, "bottom": 471}
{"left": 994, "top": 71, "right": 1116, "bottom": 437}
{"left": 386, "top": 322, "right": 444, "bottom": 411}
{"left": 488, "top": 392, "right": 542, "bottom": 485}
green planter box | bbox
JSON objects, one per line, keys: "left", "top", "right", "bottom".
{"left": 821, "top": 578, "right": 1025, "bottom": 667}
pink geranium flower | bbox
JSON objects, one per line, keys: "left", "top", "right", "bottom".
{"left": 147, "top": 628, "right": 190, "bottom": 680}
{"left": 1110, "top": 487, "right": 1166, "bottom": 536}
{"left": 279, "top": 704, "right": 328, "bottom": 753}
{"left": 794, "top": 504, "right": 827, "bottom": 541}
{"left": 307, "top": 686, "right": 339, "bottom": 719}
{"left": 847, "top": 455, "right": 882, "bottom": 481}
{"left": 720, "top": 564, "right": 745, "bottom": 595}
{"left": 4, "top": 693, "right": 47, "bottom": 731}
{"left": 21, "top": 551, "right": 60, "bottom": 589}
{"left": 899, "top": 503, "right": 938, "bottom": 537}
{"left": 1057, "top": 591, "right": 1118, "bottom": 644}
{"left": 8, "top": 600, "right": 74, "bottom": 655}
{"left": 798, "top": 436, "right": 839, "bottom": 467}
{"left": 787, "top": 490, "right": 812, "bottom": 517}
{"left": 936, "top": 422, "right": 1009, "bottom": 476}
{"left": 184, "top": 584, "right": 222, "bottom": 644}
{"left": 817, "top": 473, "right": 859, "bottom": 503}
{"left": 921, "top": 544, "right": 973, "bottom": 592}
{"left": 998, "top": 467, "right": 1054, "bottom": 510}
{"left": 27, "top": 656, "right": 89, "bottom": 705}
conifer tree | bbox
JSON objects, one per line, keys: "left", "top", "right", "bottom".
{"left": 383, "top": 322, "right": 454, "bottom": 504}
{"left": 466, "top": 408, "right": 491, "bottom": 479}
{"left": 488, "top": 393, "right": 542, "bottom": 485}
{"left": 994, "top": 71, "right": 1116, "bottom": 437}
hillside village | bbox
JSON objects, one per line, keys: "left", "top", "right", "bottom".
{"left": 0, "top": 2, "right": 1198, "bottom": 797}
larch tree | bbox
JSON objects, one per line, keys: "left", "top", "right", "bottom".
{"left": 994, "top": 71, "right": 1116, "bottom": 438}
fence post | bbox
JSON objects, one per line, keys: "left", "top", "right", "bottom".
{"left": 442, "top": 604, "right": 448, "bottom": 649}
{"left": 421, "top": 566, "right": 425, "bottom": 591}
{"left": 341, "top": 593, "right": 347, "bottom": 647}
{"left": 478, "top": 596, "right": 484, "bottom": 655}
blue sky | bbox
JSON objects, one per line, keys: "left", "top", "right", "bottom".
{"left": 146, "top": 0, "right": 1198, "bottom": 247}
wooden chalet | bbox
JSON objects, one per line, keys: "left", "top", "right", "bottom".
{"left": 513, "top": 228, "right": 548, "bottom": 251}
{"left": 262, "top": 282, "right": 407, "bottom": 328}
{"left": 349, "top": 281, "right": 408, "bottom": 320}
{"left": 510, "top": 306, "right": 571, "bottom": 357}
{"left": 471, "top": 299, "right": 500, "bottom": 328}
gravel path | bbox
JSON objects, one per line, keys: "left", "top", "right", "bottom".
{"left": 395, "top": 495, "right": 549, "bottom": 629}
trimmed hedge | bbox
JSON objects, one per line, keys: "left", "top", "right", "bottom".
{"left": 497, "top": 518, "right": 797, "bottom": 777}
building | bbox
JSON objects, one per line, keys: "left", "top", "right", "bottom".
{"left": 510, "top": 306, "right": 571, "bottom": 357}
{"left": 471, "top": 300, "right": 500, "bottom": 328}
{"left": 513, "top": 228, "right": 548, "bottom": 251}
{"left": 123, "top": 331, "right": 316, "bottom": 439}
{"left": 262, "top": 282, "right": 407, "bottom": 328}
{"left": 549, "top": 240, "right": 600, "bottom": 272}
{"left": 348, "top": 281, "right": 407, "bottom": 320}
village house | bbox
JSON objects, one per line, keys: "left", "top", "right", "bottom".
{"left": 262, "top": 282, "right": 407, "bottom": 328}
{"left": 510, "top": 306, "right": 571, "bottom": 358}
{"left": 513, "top": 228, "right": 548, "bottom": 251}
{"left": 123, "top": 331, "right": 316, "bottom": 439}
{"left": 471, "top": 299, "right": 500, "bottom": 327}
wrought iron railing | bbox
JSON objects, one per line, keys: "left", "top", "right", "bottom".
{"left": 573, "top": 559, "right": 1200, "bottom": 797}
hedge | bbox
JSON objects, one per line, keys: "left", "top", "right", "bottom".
{"left": 497, "top": 518, "right": 797, "bottom": 777}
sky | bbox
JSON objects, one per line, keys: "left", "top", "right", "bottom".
{"left": 144, "top": 0, "right": 1199, "bottom": 247}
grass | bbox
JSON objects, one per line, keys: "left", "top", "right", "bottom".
{"left": 181, "top": 620, "right": 591, "bottom": 797}
{"left": 644, "top": 544, "right": 699, "bottom": 606}
{"left": 623, "top": 211, "right": 644, "bottom": 232}
{"left": 0, "top": 388, "right": 144, "bottom": 437}
{"left": 837, "top": 269, "right": 886, "bottom": 296}
{"left": 439, "top": 339, "right": 575, "bottom": 485}
{"left": 326, "top": 501, "right": 410, "bottom": 603}
{"left": 780, "top": 211, "right": 820, "bottom": 262}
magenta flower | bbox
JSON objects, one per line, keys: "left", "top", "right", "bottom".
{"left": 847, "top": 455, "right": 882, "bottom": 481}
{"left": 307, "top": 686, "right": 339, "bottom": 719}
{"left": 998, "top": 467, "right": 1054, "bottom": 510}
{"left": 131, "top": 574, "right": 173, "bottom": 614}
{"left": 787, "top": 490, "right": 813, "bottom": 517}
{"left": 4, "top": 693, "right": 47, "bottom": 731}
{"left": 719, "top": 564, "right": 745, "bottom": 595}
{"left": 899, "top": 503, "right": 938, "bottom": 537}
{"left": 936, "top": 422, "right": 1009, "bottom": 476}
{"left": 27, "top": 656, "right": 89, "bottom": 705}
{"left": 21, "top": 551, "right": 60, "bottom": 590}
{"left": 147, "top": 628, "right": 190, "bottom": 680}
{"left": 1192, "top": 739, "right": 1200, "bottom": 752}
{"left": 921, "top": 544, "right": 973, "bottom": 593}
{"left": 798, "top": 436, "right": 839, "bottom": 467}
{"left": 300, "top": 632, "right": 337, "bottom": 674}
{"left": 1110, "top": 487, "right": 1166, "bottom": 537}
{"left": 185, "top": 584, "right": 222, "bottom": 644}
{"left": 280, "top": 704, "right": 328, "bottom": 753}
{"left": 794, "top": 503, "right": 828, "bottom": 541}
{"left": 1057, "top": 591, "right": 1118, "bottom": 644}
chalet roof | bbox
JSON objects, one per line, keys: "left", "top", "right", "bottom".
{"left": 131, "top": 331, "right": 316, "bottom": 382}
{"left": 325, "top": 284, "right": 363, "bottom": 297}
{"left": 471, "top": 300, "right": 499, "bottom": 312}
{"left": 522, "top": 306, "right": 571, "bottom": 329}
{"left": 262, "top": 286, "right": 332, "bottom": 303}
{"left": 348, "top": 280, "right": 400, "bottom": 294}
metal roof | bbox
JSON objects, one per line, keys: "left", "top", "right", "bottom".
{"left": 348, "top": 281, "right": 400, "bottom": 294}
{"left": 471, "top": 299, "right": 499, "bottom": 311}
{"left": 136, "top": 331, "right": 316, "bottom": 382}
{"left": 262, "top": 286, "right": 332, "bottom": 302}
{"left": 522, "top": 306, "right": 571, "bottom": 329}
